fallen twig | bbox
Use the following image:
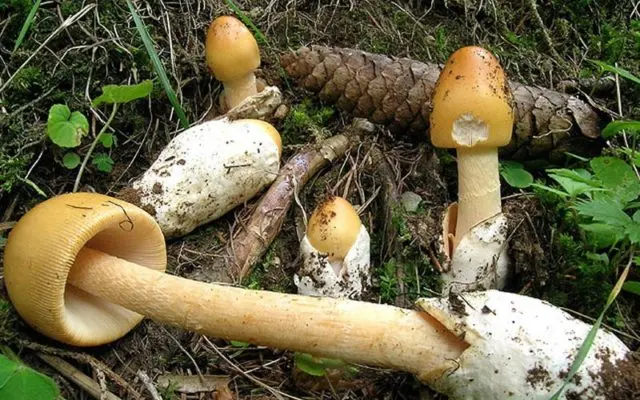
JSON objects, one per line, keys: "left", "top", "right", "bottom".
{"left": 227, "top": 133, "right": 353, "bottom": 282}
{"left": 136, "top": 370, "right": 162, "bottom": 400}
{"left": 37, "top": 353, "right": 121, "bottom": 400}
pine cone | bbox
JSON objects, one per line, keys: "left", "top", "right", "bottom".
{"left": 281, "top": 46, "right": 604, "bottom": 161}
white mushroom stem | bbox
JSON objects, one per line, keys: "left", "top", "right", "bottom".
{"left": 223, "top": 73, "right": 258, "bottom": 110}
{"left": 68, "top": 247, "right": 467, "bottom": 377}
{"left": 454, "top": 146, "right": 501, "bottom": 246}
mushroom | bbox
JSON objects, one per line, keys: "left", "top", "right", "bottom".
{"left": 119, "top": 118, "right": 282, "bottom": 239}
{"left": 3, "top": 193, "right": 632, "bottom": 399}
{"left": 294, "top": 196, "right": 370, "bottom": 298}
{"left": 206, "top": 15, "right": 261, "bottom": 111}
{"left": 429, "top": 46, "right": 513, "bottom": 293}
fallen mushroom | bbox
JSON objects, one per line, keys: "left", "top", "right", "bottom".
{"left": 118, "top": 118, "right": 282, "bottom": 239}
{"left": 2, "top": 192, "right": 634, "bottom": 399}
{"left": 430, "top": 46, "right": 512, "bottom": 294}
{"left": 294, "top": 196, "right": 371, "bottom": 298}
{"left": 206, "top": 15, "right": 265, "bottom": 112}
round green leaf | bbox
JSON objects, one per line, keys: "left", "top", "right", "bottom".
{"left": 62, "top": 152, "right": 81, "bottom": 169}
{"left": 47, "top": 104, "right": 89, "bottom": 148}
{"left": 99, "top": 133, "right": 114, "bottom": 148}
{"left": 0, "top": 355, "right": 59, "bottom": 400}
{"left": 500, "top": 162, "right": 533, "bottom": 188}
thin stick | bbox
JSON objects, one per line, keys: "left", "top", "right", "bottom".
{"left": 37, "top": 353, "right": 122, "bottom": 400}
{"left": 73, "top": 104, "right": 118, "bottom": 192}
{"left": 136, "top": 370, "right": 162, "bottom": 400}
{"left": 227, "top": 134, "right": 352, "bottom": 281}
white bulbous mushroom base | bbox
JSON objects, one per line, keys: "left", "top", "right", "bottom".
{"left": 294, "top": 226, "right": 370, "bottom": 299}
{"left": 416, "top": 290, "right": 630, "bottom": 399}
{"left": 439, "top": 203, "right": 509, "bottom": 294}
{"left": 131, "top": 118, "right": 280, "bottom": 238}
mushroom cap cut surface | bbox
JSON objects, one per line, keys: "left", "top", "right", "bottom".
{"left": 206, "top": 15, "right": 260, "bottom": 82}
{"left": 306, "top": 196, "right": 361, "bottom": 260}
{"left": 430, "top": 46, "right": 514, "bottom": 149}
{"left": 3, "top": 193, "right": 166, "bottom": 346}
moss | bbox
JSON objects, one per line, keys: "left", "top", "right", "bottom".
{"left": 282, "top": 99, "right": 335, "bottom": 145}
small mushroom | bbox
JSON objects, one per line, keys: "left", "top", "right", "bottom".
{"left": 206, "top": 15, "right": 261, "bottom": 111}
{"left": 294, "top": 196, "right": 370, "bottom": 298}
{"left": 121, "top": 118, "right": 282, "bottom": 238}
{"left": 429, "top": 46, "right": 513, "bottom": 293}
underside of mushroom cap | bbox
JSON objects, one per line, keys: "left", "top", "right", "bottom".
{"left": 3, "top": 193, "right": 166, "bottom": 346}
{"left": 416, "top": 290, "right": 630, "bottom": 399}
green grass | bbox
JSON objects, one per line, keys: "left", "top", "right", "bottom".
{"left": 127, "top": 0, "right": 189, "bottom": 129}
{"left": 11, "top": 0, "right": 40, "bottom": 53}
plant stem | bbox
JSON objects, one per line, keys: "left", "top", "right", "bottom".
{"left": 73, "top": 104, "right": 118, "bottom": 192}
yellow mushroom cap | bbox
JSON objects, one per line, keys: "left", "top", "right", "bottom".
{"left": 429, "top": 46, "right": 514, "bottom": 149}
{"left": 232, "top": 118, "right": 282, "bottom": 156}
{"left": 3, "top": 193, "right": 166, "bottom": 346}
{"left": 205, "top": 15, "right": 260, "bottom": 82}
{"left": 306, "top": 196, "right": 361, "bottom": 260}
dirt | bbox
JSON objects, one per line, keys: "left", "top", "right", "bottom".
{"left": 0, "top": 0, "right": 639, "bottom": 399}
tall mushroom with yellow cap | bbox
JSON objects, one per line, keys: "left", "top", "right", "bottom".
{"left": 429, "top": 46, "right": 513, "bottom": 294}
{"left": 294, "top": 196, "right": 371, "bottom": 298}
{"left": 206, "top": 15, "right": 281, "bottom": 116}
{"left": 3, "top": 192, "right": 633, "bottom": 399}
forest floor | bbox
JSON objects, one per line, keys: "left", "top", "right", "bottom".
{"left": 1, "top": 0, "right": 639, "bottom": 399}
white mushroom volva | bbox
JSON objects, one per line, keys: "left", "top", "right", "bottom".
{"left": 294, "top": 196, "right": 370, "bottom": 298}
{"left": 122, "top": 118, "right": 282, "bottom": 238}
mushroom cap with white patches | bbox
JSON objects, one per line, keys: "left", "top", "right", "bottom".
{"left": 430, "top": 46, "right": 514, "bottom": 149}
{"left": 439, "top": 211, "right": 510, "bottom": 294}
{"left": 132, "top": 118, "right": 281, "bottom": 238}
{"left": 295, "top": 225, "right": 370, "bottom": 299}
{"left": 416, "top": 290, "right": 630, "bottom": 399}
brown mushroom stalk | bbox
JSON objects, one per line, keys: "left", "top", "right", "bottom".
{"left": 3, "top": 193, "right": 633, "bottom": 399}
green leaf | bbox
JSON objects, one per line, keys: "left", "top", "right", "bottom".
{"left": 293, "top": 353, "right": 355, "bottom": 377}
{"left": 500, "top": 161, "right": 533, "bottom": 188}
{"left": 99, "top": 133, "right": 114, "bottom": 148}
{"left": 590, "top": 157, "right": 640, "bottom": 204}
{"left": 92, "top": 80, "right": 153, "bottom": 107}
{"left": 62, "top": 152, "right": 81, "bottom": 169}
{"left": 47, "top": 104, "right": 89, "bottom": 148}
{"left": 92, "top": 153, "right": 114, "bottom": 173}
{"left": 530, "top": 183, "right": 570, "bottom": 198}
{"left": 580, "top": 223, "right": 625, "bottom": 249}
{"left": 575, "top": 198, "right": 632, "bottom": 227}
{"left": 623, "top": 281, "right": 640, "bottom": 296}
{"left": 0, "top": 355, "right": 59, "bottom": 400}
{"left": 601, "top": 120, "right": 640, "bottom": 139}
{"left": 547, "top": 168, "right": 603, "bottom": 198}
{"left": 229, "top": 340, "right": 249, "bottom": 348}
{"left": 624, "top": 221, "right": 640, "bottom": 244}
{"left": 294, "top": 353, "right": 328, "bottom": 376}
{"left": 589, "top": 60, "right": 640, "bottom": 86}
